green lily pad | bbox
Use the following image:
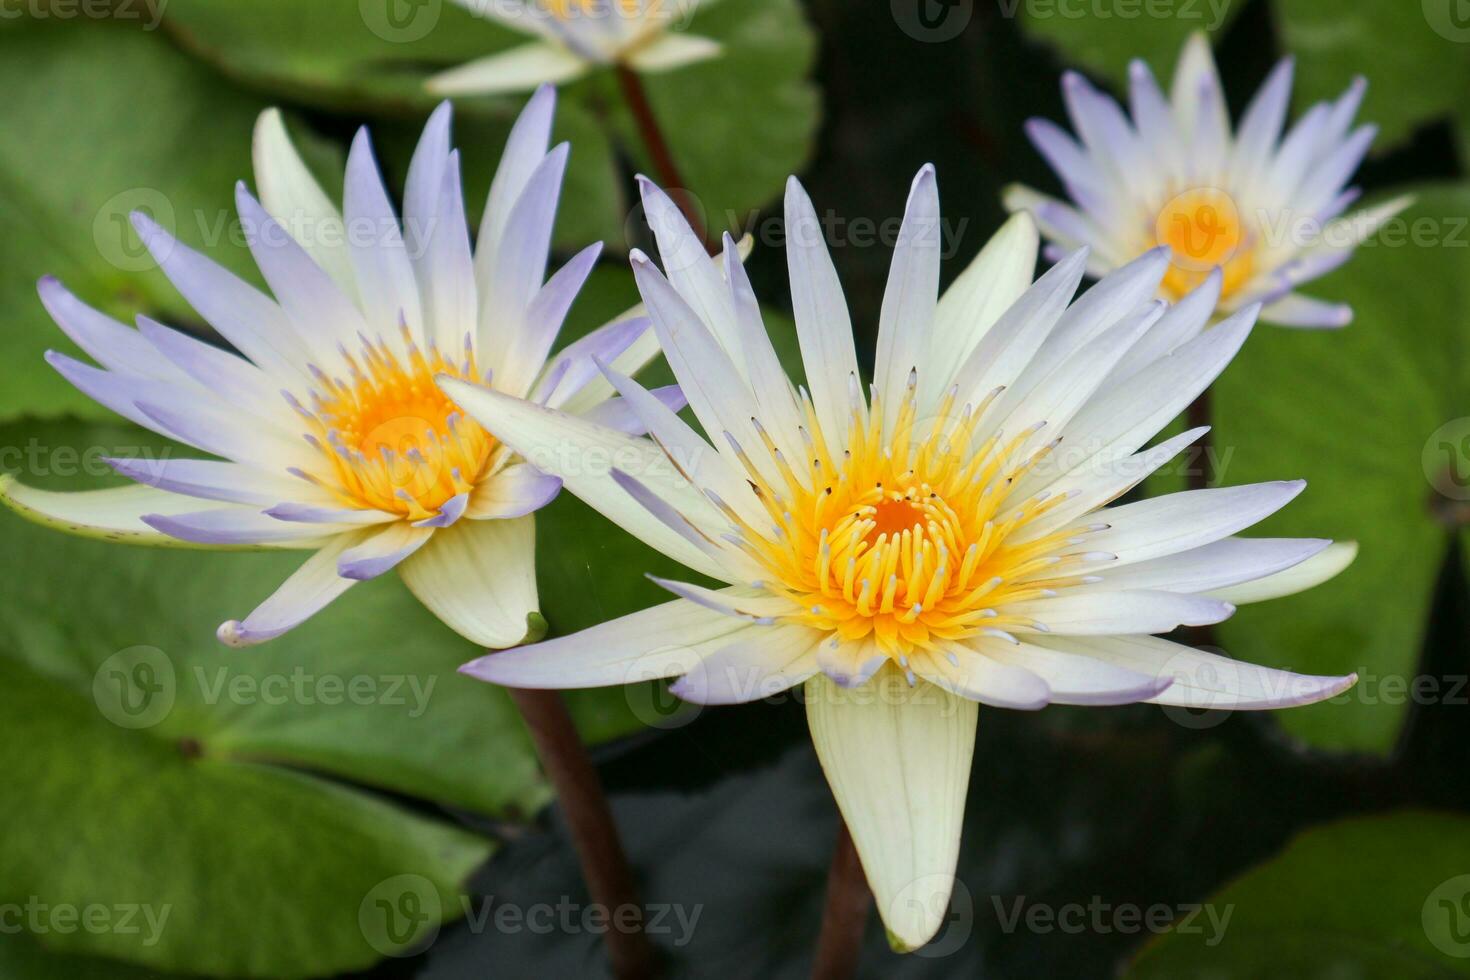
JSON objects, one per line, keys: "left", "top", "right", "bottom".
{"left": 159, "top": 0, "right": 519, "bottom": 112}
{"left": 1210, "top": 185, "right": 1470, "bottom": 754}
{"left": 0, "top": 416, "right": 660, "bottom": 974}
{"left": 1275, "top": 0, "right": 1470, "bottom": 152}
{"left": 1128, "top": 811, "right": 1470, "bottom": 977}
{"left": 0, "top": 18, "right": 301, "bottom": 422}
{"left": 160, "top": 0, "right": 819, "bottom": 239}
{"left": 593, "top": 0, "right": 821, "bottom": 234}
{"left": 1018, "top": 1, "right": 1239, "bottom": 89}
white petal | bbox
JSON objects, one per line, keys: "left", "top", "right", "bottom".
{"left": 1017, "top": 305, "right": 1254, "bottom": 498}
{"left": 218, "top": 532, "right": 367, "bottom": 647}
{"left": 1206, "top": 541, "right": 1357, "bottom": 604}
{"left": 970, "top": 637, "right": 1172, "bottom": 706}
{"left": 398, "top": 513, "right": 539, "bottom": 648}
{"left": 926, "top": 211, "right": 1037, "bottom": 402}
{"left": 338, "top": 521, "right": 434, "bottom": 580}
{"left": 785, "top": 177, "right": 860, "bottom": 453}
{"left": 948, "top": 245, "right": 1088, "bottom": 411}
{"left": 596, "top": 362, "right": 760, "bottom": 526}
{"left": 1033, "top": 634, "right": 1357, "bottom": 709}
{"left": 236, "top": 185, "right": 368, "bottom": 365}
{"left": 815, "top": 635, "right": 890, "bottom": 689}
{"left": 475, "top": 85, "right": 556, "bottom": 304}
{"left": 252, "top": 109, "right": 357, "bottom": 301}
{"left": 624, "top": 32, "right": 722, "bottom": 72}
{"left": 461, "top": 595, "right": 757, "bottom": 686}
{"left": 142, "top": 508, "right": 353, "bottom": 547}
{"left": 1080, "top": 537, "right": 1331, "bottom": 596}
{"left": 426, "top": 42, "right": 589, "bottom": 96}
{"left": 670, "top": 622, "right": 824, "bottom": 704}
{"left": 343, "top": 127, "right": 425, "bottom": 337}
{"left": 465, "top": 461, "right": 562, "bottom": 520}
{"left": 498, "top": 242, "right": 603, "bottom": 399}
{"left": 874, "top": 165, "right": 940, "bottom": 431}
{"left": 133, "top": 212, "right": 309, "bottom": 383}
{"left": 107, "top": 456, "right": 325, "bottom": 508}
{"left": 1005, "top": 590, "right": 1234, "bottom": 635}
{"left": 0, "top": 476, "right": 285, "bottom": 549}
{"left": 630, "top": 251, "right": 775, "bottom": 486}
{"left": 38, "top": 277, "right": 188, "bottom": 382}
{"left": 1257, "top": 292, "right": 1352, "bottom": 329}
{"left": 637, "top": 177, "right": 741, "bottom": 359}
{"left": 483, "top": 144, "right": 568, "bottom": 366}
{"left": 438, "top": 378, "right": 727, "bottom": 578}
{"left": 914, "top": 643, "right": 1051, "bottom": 710}
{"left": 806, "top": 671, "right": 977, "bottom": 952}
{"left": 419, "top": 150, "right": 480, "bottom": 355}
{"left": 1082, "top": 481, "right": 1307, "bottom": 567}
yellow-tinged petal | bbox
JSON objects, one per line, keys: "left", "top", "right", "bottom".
{"left": 0, "top": 475, "right": 316, "bottom": 551}
{"left": 806, "top": 668, "right": 978, "bottom": 952}
{"left": 1206, "top": 540, "right": 1357, "bottom": 605}
{"left": 426, "top": 42, "right": 590, "bottom": 97}
{"left": 398, "top": 514, "right": 540, "bottom": 648}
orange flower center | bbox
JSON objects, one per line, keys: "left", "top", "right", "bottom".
{"left": 721, "top": 380, "right": 1097, "bottom": 659}
{"left": 294, "top": 330, "right": 498, "bottom": 521}
{"left": 1153, "top": 187, "right": 1255, "bottom": 302}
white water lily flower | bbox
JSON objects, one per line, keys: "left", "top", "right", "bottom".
{"left": 442, "top": 169, "right": 1359, "bottom": 949}
{"left": 1004, "top": 32, "right": 1411, "bottom": 329}
{"left": 2, "top": 87, "right": 679, "bottom": 649}
{"left": 429, "top": 0, "right": 721, "bottom": 96}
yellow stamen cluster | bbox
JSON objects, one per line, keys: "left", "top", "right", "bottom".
{"left": 543, "top": 0, "right": 641, "bottom": 21}
{"left": 293, "top": 328, "right": 498, "bottom": 521}
{"left": 719, "top": 374, "right": 1101, "bottom": 661}
{"left": 1153, "top": 187, "right": 1255, "bottom": 302}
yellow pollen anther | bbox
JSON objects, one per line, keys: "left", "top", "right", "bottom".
{"left": 733, "top": 377, "right": 1093, "bottom": 660}
{"left": 298, "top": 330, "right": 496, "bottom": 520}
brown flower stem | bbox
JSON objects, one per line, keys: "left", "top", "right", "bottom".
{"left": 614, "top": 63, "right": 712, "bottom": 250}
{"left": 1185, "top": 389, "right": 1218, "bottom": 647}
{"left": 811, "top": 819, "right": 870, "bottom": 980}
{"left": 1186, "top": 387, "right": 1213, "bottom": 492}
{"left": 509, "top": 687, "right": 657, "bottom": 980}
